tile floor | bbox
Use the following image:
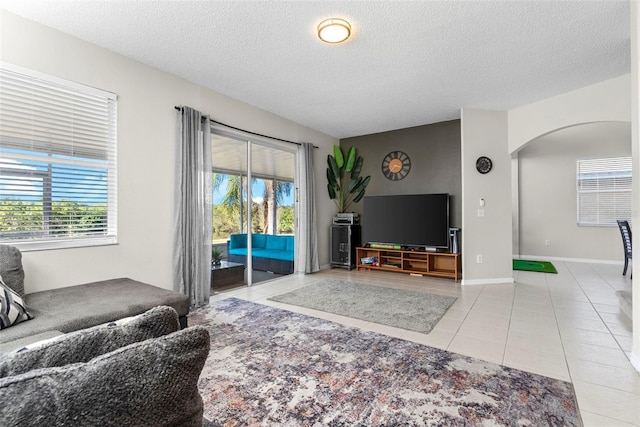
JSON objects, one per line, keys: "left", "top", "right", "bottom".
{"left": 209, "top": 261, "right": 639, "bottom": 426}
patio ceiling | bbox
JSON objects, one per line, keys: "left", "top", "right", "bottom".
{"left": 211, "top": 134, "right": 295, "bottom": 181}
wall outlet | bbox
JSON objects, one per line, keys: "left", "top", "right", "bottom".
{"left": 545, "top": 240, "right": 550, "bottom": 246}
{"left": 476, "top": 254, "right": 483, "bottom": 263}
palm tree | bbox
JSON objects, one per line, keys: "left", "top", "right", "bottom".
{"left": 213, "top": 173, "right": 292, "bottom": 235}
{"left": 262, "top": 180, "right": 292, "bottom": 234}
{"left": 213, "top": 173, "right": 245, "bottom": 232}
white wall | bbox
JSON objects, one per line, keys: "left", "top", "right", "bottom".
{"left": 0, "top": 10, "right": 337, "bottom": 293}
{"left": 629, "top": 0, "right": 639, "bottom": 372}
{"left": 518, "top": 122, "right": 631, "bottom": 261}
{"left": 460, "top": 109, "right": 513, "bottom": 284}
{"left": 509, "top": 75, "right": 630, "bottom": 154}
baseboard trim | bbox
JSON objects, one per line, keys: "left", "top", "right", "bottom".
{"left": 515, "top": 255, "right": 622, "bottom": 265}
{"left": 461, "top": 277, "right": 514, "bottom": 286}
{"left": 319, "top": 263, "right": 331, "bottom": 271}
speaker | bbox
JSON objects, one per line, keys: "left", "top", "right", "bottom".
{"left": 449, "top": 228, "right": 460, "bottom": 253}
{"left": 330, "top": 225, "right": 361, "bottom": 270}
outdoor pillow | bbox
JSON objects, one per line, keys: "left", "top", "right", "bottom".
{"left": 285, "top": 235, "right": 295, "bottom": 252}
{"left": 266, "top": 235, "right": 287, "bottom": 250}
{"left": 229, "top": 234, "right": 247, "bottom": 249}
{"left": 252, "top": 233, "right": 268, "bottom": 249}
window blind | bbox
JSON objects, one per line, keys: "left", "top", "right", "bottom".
{"left": 576, "top": 157, "right": 631, "bottom": 226}
{"left": 0, "top": 62, "right": 117, "bottom": 249}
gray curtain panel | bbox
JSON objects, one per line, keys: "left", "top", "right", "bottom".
{"left": 173, "top": 107, "right": 212, "bottom": 307}
{"left": 295, "top": 142, "right": 319, "bottom": 273}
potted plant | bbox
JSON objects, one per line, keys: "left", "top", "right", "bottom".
{"left": 326, "top": 145, "right": 371, "bottom": 213}
{"left": 211, "top": 247, "right": 224, "bottom": 266}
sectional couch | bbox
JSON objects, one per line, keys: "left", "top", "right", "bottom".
{"left": 227, "top": 233, "right": 294, "bottom": 275}
{"left": 0, "top": 245, "right": 190, "bottom": 352}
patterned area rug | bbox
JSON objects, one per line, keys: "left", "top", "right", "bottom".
{"left": 190, "top": 298, "right": 581, "bottom": 426}
{"left": 268, "top": 279, "right": 456, "bottom": 334}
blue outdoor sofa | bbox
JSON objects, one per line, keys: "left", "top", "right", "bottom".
{"left": 227, "top": 233, "right": 294, "bottom": 275}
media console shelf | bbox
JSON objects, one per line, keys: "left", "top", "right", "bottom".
{"left": 356, "top": 247, "right": 461, "bottom": 281}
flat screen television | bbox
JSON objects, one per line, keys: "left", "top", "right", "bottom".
{"left": 362, "top": 193, "right": 450, "bottom": 250}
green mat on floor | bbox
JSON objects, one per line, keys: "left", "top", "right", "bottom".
{"left": 513, "top": 259, "right": 558, "bottom": 274}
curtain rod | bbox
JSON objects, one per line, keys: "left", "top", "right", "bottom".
{"left": 174, "top": 106, "right": 318, "bottom": 148}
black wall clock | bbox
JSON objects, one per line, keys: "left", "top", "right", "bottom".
{"left": 476, "top": 156, "right": 493, "bottom": 174}
{"left": 382, "top": 151, "right": 411, "bottom": 181}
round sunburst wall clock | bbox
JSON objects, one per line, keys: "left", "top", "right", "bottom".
{"left": 382, "top": 151, "right": 411, "bottom": 181}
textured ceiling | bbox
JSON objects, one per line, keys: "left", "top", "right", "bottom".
{"left": 0, "top": 1, "right": 630, "bottom": 139}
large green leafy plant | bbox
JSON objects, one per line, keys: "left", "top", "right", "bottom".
{"left": 326, "top": 145, "right": 371, "bottom": 213}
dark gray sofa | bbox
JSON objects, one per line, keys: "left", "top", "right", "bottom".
{"left": 0, "top": 245, "right": 190, "bottom": 352}
{"left": 0, "top": 306, "right": 210, "bottom": 426}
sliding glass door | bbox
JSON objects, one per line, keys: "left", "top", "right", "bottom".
{"left": 211, "top": 130, "right": 295, "bottom": 291}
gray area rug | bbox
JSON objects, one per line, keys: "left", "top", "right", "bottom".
{"left": 268, "top": 279, "right": 456, "bottom": 334}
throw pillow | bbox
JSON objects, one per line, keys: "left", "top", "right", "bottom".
{"left": 0, "top": 275, "right": 32, "bottom": 330}
{"left": 0, "top": 305, "right": 180, "bottom": 378}
{"left": 0, "top": 326, "right": 210, "bottom": 427}
{"left": 0, "top": 245, "right": 25, "bottom": 296}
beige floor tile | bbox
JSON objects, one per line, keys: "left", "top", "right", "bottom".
{"left": 463, "top": 310, "right": 511, "bottom": 328}
{"left": 401, "top": 328, "right": 456, "bottom": 350}
{"left": 561, "top": 327, "right": 621, "bottom": 349}
{"left": 563, "top": 341, "right": 633, "bottom": 369}
{"left": 593, "top": 302, "right": 625, "bottom": 315}
{"left": 511, "top": 299, "right": 556, "bottom": 315}
{"left": 510, "top": 306, "right": 556, "bottom": 320}
{"left": 552, "top": 299, "right": 596, "bottom": 312}
{"left": 615, "top": 335, "right": 634, "bottom": 352}
{"left": 509, "top": 315, "right": 558, "bottom": 335}
{"left": 475, "top": 293, "right": 514, "bottom": 305}
{"left": 513, "top": 291, "right": 552, "bottom": 304}
{"left": 457, "top": 319, "right": 509, "bottom": 343}
{"left": 468, "top": 301, "right": 513, "bottom": 318}
{"left": 449, "top": 298, "right": 477, "bottom": 311}
{"left": 431, "top": 316, "right": 463, "bottom": 333}
{"left": 514, "top": 289, "right": 551, "bottom": 300}
{"left": 567, "top": 359, "right": 640, "bottom": 395}
{"left": 606, "top": 322, "right": 633, "bottom": 337}
{"left": 447, "top": 334, "right": 505, "bottom": 365}
{"left": 600, "top": 312, "right": 633, "bottom": 324}
{"left": 502, "top": 348, "right": 570, "bottom": 381}
{"left": 556, "top": 316, "right": 610, "bottom": 334}
{"left": 555, "top": 308, "right": 601, "bottom": 322}
{"left": 441, "top": 307, "right": 469, "bottom": 321}
{"left": 573, "top": 380, "right": 640, "bottom": 425}
{"left": 505, "top": 329, "right": 564, "bottom": 355}
{"left": 580, "top": 411, "right": 640, "bottom": 427}
{"left": 549, "top": 290, "right": 590, "bottom": 302}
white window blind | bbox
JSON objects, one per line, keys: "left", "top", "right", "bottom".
{"left": 0, "top": 62, "right": 117, "bottom": 249}
{"left": 576, "top": 157, "right": 631, "bottom": 226}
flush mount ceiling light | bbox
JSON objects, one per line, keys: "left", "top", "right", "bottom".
{"left": 317, "top": 18, "right": 351, "bottom": 44}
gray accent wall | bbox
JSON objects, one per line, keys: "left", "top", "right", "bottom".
{"left": 340, "top": 119, "right": 462, "bottom": 229}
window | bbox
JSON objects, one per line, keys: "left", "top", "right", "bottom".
{"left": 576, "top": 157, "right": 631, "bottom": 226}
{"left": 0, "top": 63, "right": 117, "bottom": 250}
